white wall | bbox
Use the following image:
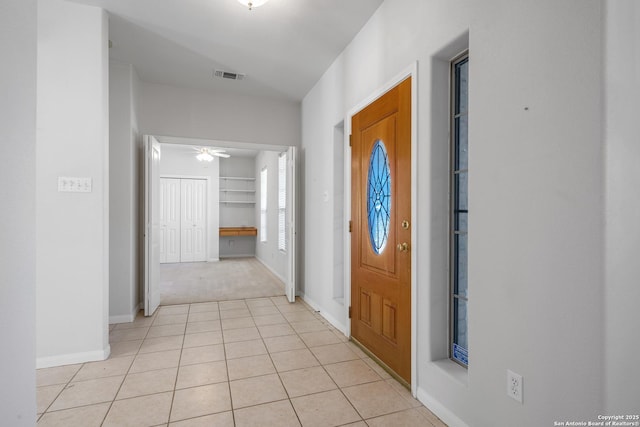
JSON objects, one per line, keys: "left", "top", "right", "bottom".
{"left": 139, "top": 81, "right": 301, "bottom": 148}
{"left": 301, "top": 0, "right": 613, "bottom": 425}
{"left": 255, "top": 151, "right": 287, "bottom": 281}
{"left": 109, "top": 61, "right": 142, "bottom": 323}
{"left": 159, "top": 144, "right": 220, "bottom": 262}
{"left": 36, "top": 0, "right": 110, "bottom": 367}
{"left": 604, "top": 0, "right": 640, "bottom": 414}
{"left": 0, "top": 0, "right": 37, "bottom": 423}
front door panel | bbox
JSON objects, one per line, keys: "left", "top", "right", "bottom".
{"left": 351, "top": 77, "right": 411, "bottom": 383}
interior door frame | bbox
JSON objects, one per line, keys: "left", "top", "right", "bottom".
{"left": 344, "top": 62, "right": 418, "bottom": 395}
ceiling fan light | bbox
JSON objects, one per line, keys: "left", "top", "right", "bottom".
{"left": 237, "top": 0, "right": 269, "bottom": 10}
{"left": 196, "top": 151, "right": 214, "bottom": 162}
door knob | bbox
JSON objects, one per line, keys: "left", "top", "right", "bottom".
{"left": 397, "top": 242, "right": 409, "bottom": 252}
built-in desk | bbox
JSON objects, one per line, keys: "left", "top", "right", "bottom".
{"left": 219, "top": 227, "right": 258, "bottom": 237}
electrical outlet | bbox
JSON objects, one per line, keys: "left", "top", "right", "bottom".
{"left": 507, "top": 370, "right": 523, "bottom": 403}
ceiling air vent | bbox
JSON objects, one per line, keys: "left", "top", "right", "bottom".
{"left": 214, "top": 69, "right": 246, "bottom": 81}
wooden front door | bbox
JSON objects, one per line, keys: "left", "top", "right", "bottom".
{"left": 351, "top": 77, "right": 411, "bottom": 383}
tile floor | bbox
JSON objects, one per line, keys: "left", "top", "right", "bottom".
{"left": 36, "top": 297, "right": 447, "bottom": 427}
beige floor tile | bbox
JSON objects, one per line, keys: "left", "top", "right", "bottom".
{"left": 176, "top": 361, "right": 228, "bottom": 389}
{"left": 263, "top": 335, "right": 306, "bottom": 353}
{"left": 290, "top": 390, "right": 361, "bottom": 427}
{"left": 49, "top": 375, "right": 124, "bottom": 411}
{"left": 168, "top": 412, "right": 234, "bottom": 427}
{"left": 223, "top": 326, "right": 261, "bottom": 343}
{"left": 37, "top": 402, "right": 110, "bottom": 427}
{"left": 219, "top": 300, "right": 248, "bottom": 311}
{"left": 183, "top": 331, "right": 223, "bottom": 348}
{"left": 180, "top": 344, "right": 225, "bottom": 366}
{"left": 385, "top": 378, "right": 423, "bottom": 408}
{"left": 36, "top": 364, "right": 82, "bottom": 387}
{"left": 185, "top": 320, "right": 221, "bottom": 334}
{"left": 221, "top": 317, "right": 256, "bottom": 330}
{"left": 248, "top": 305, "right": 281, "bottom": 316}
{"left": 227, "top": 354, "right": 275, "bottom": 380}
{"left": 37, "top": 384, "right": 64, "bottom": 414}
{"left": 345, "top": 342, "right": 368, "bottom": 359}
{"left": 130, "top": 350, "right": 181, "bottom": 373}
{"left": 110, "top": 340, "right": 143, "bottom": 358}
{"left": 253, "top": 313, "right": 287, "bottom": 326}
{"left": 290, "top": 320, "right": 330, "bottom": 333}
{"left": 229, "top": 374, "right": 288, "bottom": 409}
{"left": 147, "top": 324, "right": 187, "bottom": 338}
{"left": 170, "top": 383, "right": 231, "bottom": 422}
{"left": 277, "top": 304, "right": 310, "bottom": 314}
{"left": 188, "top": 311, "right": 220, "bottom": 322}
{"left": 362, "top": 357, "right": 392, "bottom": 380}
{"left": 310, "top": 343, "right": 359, "bottom": 365}
{"left": 283, "top": 311, "right": 318, "bottom": 323}
{"left": 339, "top": 422, "right": 368, "bottom": 427}
{"left": 219, "top": 308, "right": 251, "bottom": 319}
{"left": 324, "top": 360, "right": 381, "bottom": 388}
{"left": 270, "top": 296, "right": 290, "bottom": 306}
{"left": 234, "top": 400, "right": 301, "bottom": 427}
{"left": 258, "top": 323, "right": 295, "bottom": 338}
{"left": 270, "top": 349, "right": 320, "bottom": 372}
{"left": 139, "top": 335, "right": 184, "bottom": 354}
{"left": 153, "top": 314, "right": 188, "bottom": 326}
{"left": 299, "top": 331, "right": 342, "bottom": 348}
{"left": 189, "top": 301, "right": 219, "bottom": 313}
{"left": 246, "top": 298, "right": 275, "bottom": 308}
{"left": 366, "top": 408, "right": 433, "bottom": 427}
{"left": 110, "top": 327, "right": 149, "bottom": 343}
{"left": 279, "top": 366, "right": 337, "bottom": 398}
{"left": 114, "top": 316, "right": 154, "bottom": 330}
{"left": 416, "top": 406, "right": 447, "bottom": 426}
{"left": 72, "top": 356, "right": 134, "bottom": 382}
{"left": 103, "top": 392, "right": 173, "bottom": 427}
{"left": 224, "top": 339, "right": 267, "bottom": 359}
{"left": 342, "top": 380, "right": 411, "bottom": 419}
{"left": 158, "top": 304, "right": 190, "bottom": 316}
{"left": 117, "top": 367, "right": 177, "bottom": 399}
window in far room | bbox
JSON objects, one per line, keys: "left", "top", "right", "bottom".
{"left": 278, "top": 152, "right": 287, "bottom": 252}
{"left": 260, "top": 167, "right": 268, "bottom": 243}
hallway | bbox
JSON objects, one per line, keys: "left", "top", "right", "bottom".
{"left": 36, "top": 297, "right": 446, "bottom": 426}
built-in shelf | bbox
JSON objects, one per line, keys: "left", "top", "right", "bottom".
{"left": 219, "top": 227, "right": 258, "bottom": 237}
{"left": 220, "top": 176, "right": 255, "bottom": 203}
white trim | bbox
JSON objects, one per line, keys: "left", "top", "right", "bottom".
{"left": 207, "top": 258, "right": 220, "bottom": 262}
{"left": 344, "top": 61, "right": 419, "bottom": 395}
{"left": 417, "top": 387, "right": 470, "bottom": 427}
{"left": 37, "top": 346, "right": 111, "bottom": 369}
{"left": 300, "top": 293, "right": 347, "bottom": 335}
{"left": 255, "top": 255, "right": 286, "bottom": 284}
{"left": 220, "top": 254, "right": 255, "bottom": 259}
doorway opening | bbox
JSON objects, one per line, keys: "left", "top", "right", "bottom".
{"left": 144, "top": 136, "right": 298, "bottom": 315}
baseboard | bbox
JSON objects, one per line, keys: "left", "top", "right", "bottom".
{"left": 219, "top": 254, "right": 255, "bottom": 259}
{"left": 109, "top": 303, "right": 143, "bottom": 324}
{"left": 416, "top": 387, "right": 469, "bottom": 427}
{"left": 255, "top": 256, "right": 286, "bottom": 283}
{"left": 299, "top": 293, "right": 347, "bottom": 335}
{"left": 37, "top": 345, "right": 111, "bottom": 369}
{"left": 207, "top": 258, "right": 220, "bottom": 262}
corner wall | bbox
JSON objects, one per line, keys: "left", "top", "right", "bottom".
{"left": 109, "top": 61, "right": 142, "bottom": 323}
{"left": 36, "top": 0, "right": 110, "bottom": 367}
{"left": 0, "top": 0, "right": 37, "bottom": 423}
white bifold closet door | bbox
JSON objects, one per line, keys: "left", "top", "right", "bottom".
{"left": 160, "top": 178, "right": 180, "bottom": 263}
{"left": 180, "top": 179, "right": 207, "bottom": 262}
{"left": 159, "top": 177, "right": 207, "bottom": 263}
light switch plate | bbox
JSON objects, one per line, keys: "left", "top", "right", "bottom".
{"left": 58, "top": 177, "right": 92, "bottom": 193}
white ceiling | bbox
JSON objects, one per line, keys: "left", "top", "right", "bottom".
{"left": 70, "top": 0, "right": 383, "bottom": 101}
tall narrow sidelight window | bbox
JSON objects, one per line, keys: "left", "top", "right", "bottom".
{"left": 278, "top": 152, "right": 287, "bottom": 252}
{"left": 260, "top": 167, "right": 268, "bottom": 243}
{"left": 450, "top": 52, "right": 469, "bottom": 367}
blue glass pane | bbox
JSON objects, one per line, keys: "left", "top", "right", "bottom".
{"left": 367, "top": 140, "right": 391, "bottom": 254}
{"left": 456, "top": 59, "right": 469, "bottom": 114}
{"left": 453, "top": 298, "right": 468, "bottom": 353}
{"left": 456, "top": 172, "right": 468, "bottom": 211}
{"left": 455, "top": 115, "right": 468, "bottom": 170}
{"left": 455, "top": 234, "right": 468, "bottom": 298}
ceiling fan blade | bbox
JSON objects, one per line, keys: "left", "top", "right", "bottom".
{"left": 213, "top": 152, "right": 231, "bottom": 158}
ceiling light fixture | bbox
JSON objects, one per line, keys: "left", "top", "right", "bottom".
{"left": 195, "top": 147, "right": 230, "bottom": 162}
{"left": 237, "top": 0, "right": 269, "bottom": 10}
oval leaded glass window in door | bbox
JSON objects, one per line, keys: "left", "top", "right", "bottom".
{"left": 367, "top": 140, "right": 391, "bottom": 254}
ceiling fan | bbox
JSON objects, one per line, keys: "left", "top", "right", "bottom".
{"left": 194, "top": 147, "right": 230, "bottom": 161}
